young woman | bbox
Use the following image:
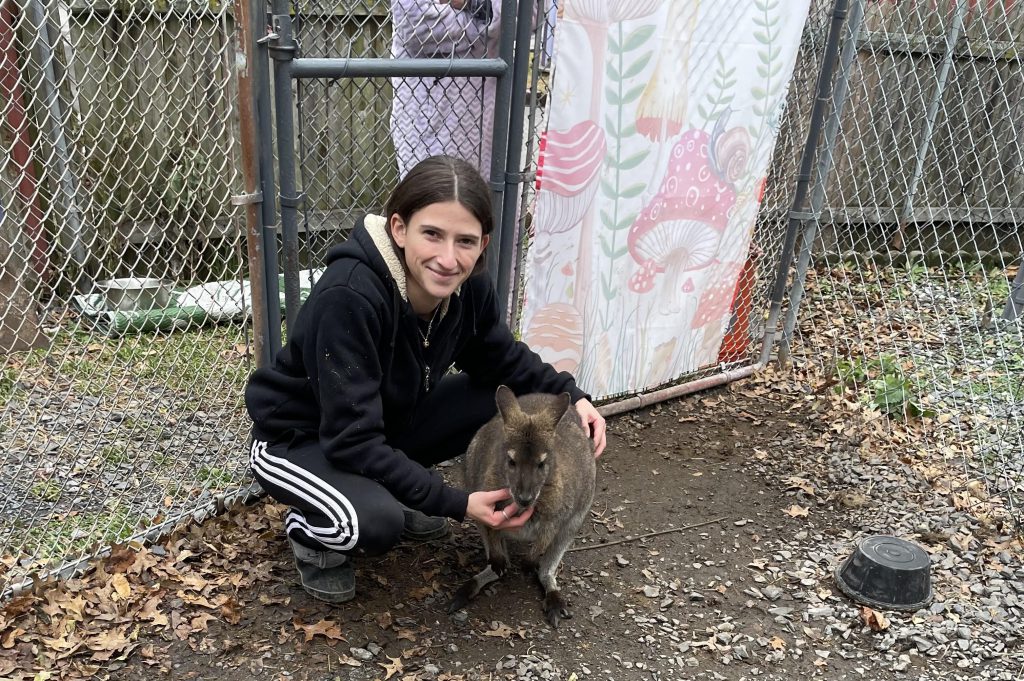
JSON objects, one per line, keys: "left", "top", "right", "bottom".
{"left": 245, "top": 155, "right": 606, "bottom": 603}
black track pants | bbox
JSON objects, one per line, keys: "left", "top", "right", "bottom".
{"left": 249, "top": 373, "right": 497, "bottom": 555}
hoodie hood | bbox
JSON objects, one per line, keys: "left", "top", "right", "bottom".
{"left": 327, "top": 213, "right": 456, "bottom": 319}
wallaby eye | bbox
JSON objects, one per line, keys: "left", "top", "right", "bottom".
{"left": 537, "top": 460, "right": 546, "bottom": 470}
{"left": 507, "top": 457, "right": 516, "bottom": 469}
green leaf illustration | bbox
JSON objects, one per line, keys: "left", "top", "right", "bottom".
{"left": 606, "top": 61, "right": 621, "bottom": 81}
{"left": 615, "top": 151, "right": 649, "bottom": 171}
{"left": 601, "top": 272, "right": 617, "bottom": 301}
{"left": 620, "top": 183, "right": 647, "bottom": 199}
{"left": 623, "top": 25, "right": 656, "bottom": 52}
{"left": 601, "top": 177, "right": 617, "bottom": 197}
{"left": 621, "top": 83, "right": 646, "bottom": 104}
{"left": 608, "top": 32, "right": 621, "bottom": 54}
{"left": 621, "top": 52, "right": 653, "bottom": 80}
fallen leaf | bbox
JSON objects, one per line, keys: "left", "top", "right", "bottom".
{"left": 379, "top": 656, "right": 404, "bottom": 680}
{"left": 190, "top": 613, "right": 217, "bottom": 633}
{"left": 860, "top": 606, "right": 890, "bottom": 632}
{"left": 783, "top": 476, "right": 816, "bottom": 496}
{"left": 769, "top": 636, "right": 786, "bottom": 650}
{"left": 292, "top": 617, "right": 345, "bottom": 643}
{"left": 482, "top": 622, "right": 514, "bottom": 638}
{"left": 111, "top": 574, "right": 131, "bottom": 599}
{"left": 784, "top": 504, "right": 809, "bottom": 517}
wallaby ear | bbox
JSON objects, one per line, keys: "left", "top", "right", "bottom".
{"left": 495, "top": 385, "right": 521, "bottom": 423}
{"left": 544, "top": 392, "right": 572, "bottom": 429}
{"left": 554, "top": 392, "right": 572, "bottom": 418}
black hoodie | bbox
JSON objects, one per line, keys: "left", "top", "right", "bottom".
{"left": 245, "top": 214, "right": 587, "bottom": 521}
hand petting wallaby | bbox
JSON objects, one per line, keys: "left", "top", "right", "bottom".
{"left": 449, "top": 385, "right": 596, "bottom": 627}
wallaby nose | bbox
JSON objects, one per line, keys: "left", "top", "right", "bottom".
{"left": 517, "top": 494, "right": 535, "bottom": 507}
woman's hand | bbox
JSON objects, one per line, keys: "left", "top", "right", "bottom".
{"left": 575, "top": 398, "right": 607, "bottom": 457}
{"left": 467, "top": 489, "right": 533, "bottom": 529}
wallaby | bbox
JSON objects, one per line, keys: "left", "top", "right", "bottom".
{"left": 449, "top": 385, "right": 596, "bottom": 627}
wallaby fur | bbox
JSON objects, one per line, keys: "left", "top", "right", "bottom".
{"left": 449, "top": 385, "right": 596, "bottom": 627}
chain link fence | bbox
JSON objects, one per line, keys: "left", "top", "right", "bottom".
{"left": 3, "top": 0, "right": 1022, "bottom": 598}
{"left": 766, "top": 0, "right": 1024, "bottom": 527}
{"left": 0, "top": 0, "right": 254, "bottom": 595}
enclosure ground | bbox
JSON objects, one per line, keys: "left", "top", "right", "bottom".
{"left": 2, "top": 372, "right": 1021, "bottom": 681}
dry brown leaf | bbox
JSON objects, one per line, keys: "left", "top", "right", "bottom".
{"left": 784, "top": 504, "right": 809, "bottom": 517}
{"left": 860, "top": 606, "right": 890, "bottom": 631}
{"left": 1, "top": 628, "right": 25, "bottom": 649}
{"left": 111, "top": 574, "right": 131, "bottom": 599}
{"left": 220, "top": 598, "right": 243, "bottom": 625}
{"left": 292, "top": 617, "right": 345, "bottom": 643}
{"left": 482, "top": 622, "right": 514, "bottom": 638}
{"left": 139, "top": 597, "right": 169, "bottom": 628}
{"left": 190, "top": 613, "right": 217, "bottom": 633}
{"left": 379, "top": 656, "right": 404, "bottom": 680}
{"left": 769, "top": 636, "right": 786, "bottom": 650}
{"left": 783, "top": 476, "right": 816, "bottom": 496}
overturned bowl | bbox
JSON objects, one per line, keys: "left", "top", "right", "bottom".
{"left": 835, "top": 535, "right": 932, "bottom": 611}
{"left": 95, "top": 277, "right": 172, "bottom": 312}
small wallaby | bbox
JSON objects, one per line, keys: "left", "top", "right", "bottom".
{"left": 449, "top": 385, "right": 596, "bottom": 627}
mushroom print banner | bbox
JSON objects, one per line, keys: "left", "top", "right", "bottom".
{"left": 519, "top": 0, "right": 810, "bottom": 399}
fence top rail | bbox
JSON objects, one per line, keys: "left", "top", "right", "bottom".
{"left": 288, "top": 57, "right": 508, "bottom": 79}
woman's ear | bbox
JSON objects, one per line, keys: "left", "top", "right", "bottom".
{"left": 390, "top": 213, "right": 407, "bottom": 248}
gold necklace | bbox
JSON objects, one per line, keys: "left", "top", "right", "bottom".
{"left": 418, "top": 306, "right": 440, "bottom": 348}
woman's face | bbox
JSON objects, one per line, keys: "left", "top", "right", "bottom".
{"left": 390, "top": 200, "right": 489, "bottom": 315}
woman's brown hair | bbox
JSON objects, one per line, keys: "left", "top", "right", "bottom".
{"left": 384, "top": 155, "right": 493, "bottom": 273}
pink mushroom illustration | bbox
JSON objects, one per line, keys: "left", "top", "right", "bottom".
{"left": 626, "top": 129, "right": 737, "bottom": 294}
{"left": 535, "top": 120, "right": 607, "bottom": 235}
{"left": 523, "top": 302, "right": 585, "bottom": 374}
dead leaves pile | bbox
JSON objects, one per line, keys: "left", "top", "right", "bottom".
{"left": 0, "top": 501, "right": 289, "bottom": 680}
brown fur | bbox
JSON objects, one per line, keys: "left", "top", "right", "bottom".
{"left": 449, "top": 385, "right": 596, "bottom": 627}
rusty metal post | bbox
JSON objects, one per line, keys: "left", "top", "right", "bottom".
{"left": 233, "top": 0, "right": 272, "bottom": 368}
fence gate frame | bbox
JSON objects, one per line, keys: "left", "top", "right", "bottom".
{"left": 236, "top": 0, "right": 535, "bottom": 361}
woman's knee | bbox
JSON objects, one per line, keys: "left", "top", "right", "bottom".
{"left": 351, "top": 499, "right": 405, "bottom": 556}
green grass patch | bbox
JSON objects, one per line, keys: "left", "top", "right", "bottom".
{"left": 18, "top": 506, "right": 150, "bottom": 563}
{"left": 29, "top": 481, "right": 61, "bottom": 503}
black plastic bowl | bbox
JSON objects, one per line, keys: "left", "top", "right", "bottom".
{"left": 835, "top": 535, "right": 932, "bottom": 611}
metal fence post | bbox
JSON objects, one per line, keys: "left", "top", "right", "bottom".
{"left": 778, "top": 0, "right": 866, "bottom": 365}
{"left": 486, "top": 0, "right": 520, "bottom": 279}
{"left": 234, "top": 0, "right": 272, "bottom": 368}
{"left": 24, "top": 0, "right": 87, "bottom": 278}
{"left": 269, "top": 0, "right": 302, "bottom": 331}
{"left": 893, "top": 0, "right": 968, "bottom": 251}
{"left": 256, "top": 0, "right": 283, "bottom": 354}
{"left": 1003, "top": 261, "right": 1024, "bottom": 321}
{"left": 759, "top": 0, "right": 849, "bottom": 367}
{"left": 495, "top": 0, "right": 538, "bottom": 323}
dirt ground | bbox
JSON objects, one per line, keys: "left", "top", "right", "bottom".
{"left": 3, "top": 372, "right": 1021, "bottom": 680}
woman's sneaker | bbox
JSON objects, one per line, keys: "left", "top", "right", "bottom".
{"left": 288, "top": 536, "right": 355, "bottom": 603}
{"left": 400, "top": 507, "right": 451, "bottom": 542}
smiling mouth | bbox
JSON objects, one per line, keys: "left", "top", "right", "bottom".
{"left": 428, "top": 268, "right": 459, "bottom": 280}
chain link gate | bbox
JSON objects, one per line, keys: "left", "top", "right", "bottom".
{"left": 250, "top": 0, "right": 537, "bottom": 328}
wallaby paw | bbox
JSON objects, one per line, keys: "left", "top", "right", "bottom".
{"left": 448, "top": 582, "right": 475, "bottom": 614}
{"left": 543, "top": 591, "right": 572, "bottom": 628}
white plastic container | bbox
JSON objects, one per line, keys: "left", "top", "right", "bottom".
{"left": 94, "top": 277, "right": 173, "bottom": 312}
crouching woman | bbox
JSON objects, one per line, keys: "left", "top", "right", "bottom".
{"left": 244, "top": 155, "right": 606, "bottom": 603}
